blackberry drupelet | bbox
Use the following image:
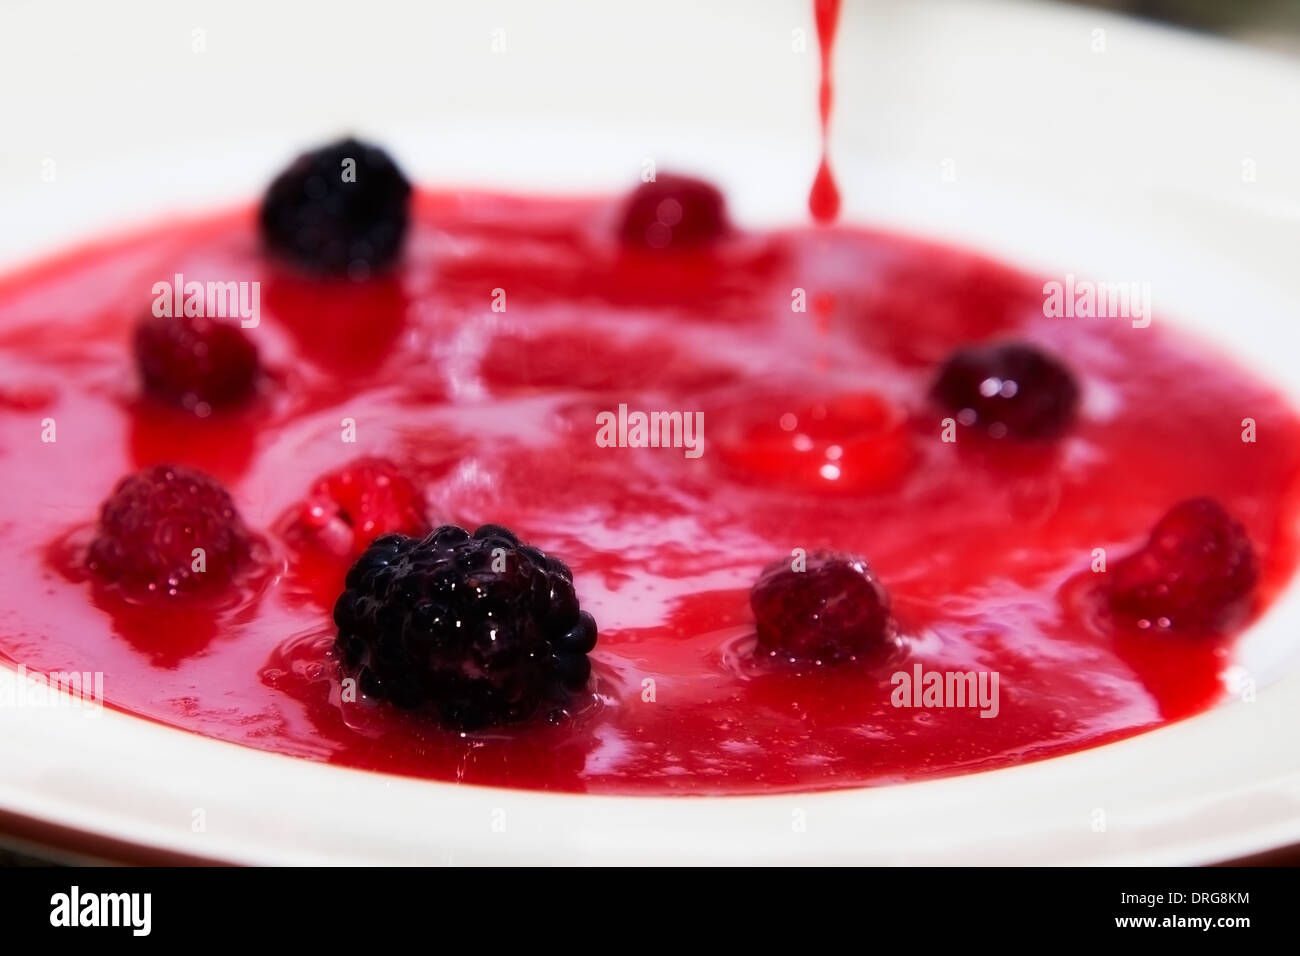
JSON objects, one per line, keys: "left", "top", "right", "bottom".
{"left": 333, "top": 524, "right": 597, "bottom": 729}
{"left": 259, "top": 137, "right": 411, "bottom": 277}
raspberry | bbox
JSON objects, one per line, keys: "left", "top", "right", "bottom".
{"left": 133, "top": 313, "right": 259, "bottom": 415}
{"left": 1109, "top": 498, "right": 1257, "bottom": 634}
{"left": 750, "top": 551, "right": 897, "bottom": 664}
{"left": 333, "top": 524, "right": 597, "bottom": 729}
{"left": 618, "top": 174, "right": 730, "bottom": 251}
{"left": 259, "top": 138, "right": 411, "bottom": 277}
{"left": 286, "top": 457, "right": 427, "bottom": 560}
{"left": 932, "top": 342, "right": 1079, "bottom": 440}
{"left": 87, "top": 464, "right": 255, "bottom": 599}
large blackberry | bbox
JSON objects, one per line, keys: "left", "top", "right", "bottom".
{"left": 259, "top": 137, "right": 411, "bottom": 277}
{"left": 333, "top": 524, "right": 597, "bottom": 729}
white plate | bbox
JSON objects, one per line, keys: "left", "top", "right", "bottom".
{"left": 2, "top": 0, "right": 1300, "bottom": 864}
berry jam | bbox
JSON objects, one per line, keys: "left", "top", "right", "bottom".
{"left": 2, "top": 193, "right": 1299, "bottom": 794}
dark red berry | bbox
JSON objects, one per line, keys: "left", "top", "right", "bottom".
{"left": 618, "top": 174, "right": 730, "bottom": 251}
{"left": 932, "top": 342, "right": 1079, "bottom": 440}
{"left": 134, "top": 313, "right": 259, "bottom": 415}
{"left": 334, "top": 524, "right": 597, "bottom": 729}
{"left": 1109, "top": 498, "right": 1257, "bottom": 634}
{"left": 284, "top": 457, "right": 427, "bottom": 560}
{"left": 87, "top": 464, "right": 255, "bottom": 599}
{"left": 259, "top": 138, "right": 411, "bottom": 277}
{"left": 750, "top": 550, "right": 897, "bottom": 664}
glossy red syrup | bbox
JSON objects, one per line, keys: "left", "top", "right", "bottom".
{"left": 809, "top": 0, "right": 842, "bottom": 224}
{"left": 2, "top": 195, "right": 1300, "bottom": 794}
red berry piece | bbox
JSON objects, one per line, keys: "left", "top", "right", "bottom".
{"left": 134, "top": 312, "right": 259, "bottom": 415}
{"left": 87, "top": 464, "right": 255, "bottom": 599}
{"left": 286, "top": 458, "right": 427, "bottom": 560}
{"left": 750, "top": 551, "right": 898, "bottom": 665}
{"left": 932, "top": 342, "right": 1079, "bottom": 440}
{"left": 1109, "top": 498, "right": 1258, "bottom": 634}
{"left": 618, "top": 174, "right": 730, "bottom": 251}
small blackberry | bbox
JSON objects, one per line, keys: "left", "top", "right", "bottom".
{"left": 259, "top": 137, "right": 411, "bottom": 277}
{"left": 333, "top": 524, "right": 597, "bottom": 729}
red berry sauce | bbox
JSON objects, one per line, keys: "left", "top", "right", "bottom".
{"left": 2, "top": 192, "right": 1300, "bottom": 794}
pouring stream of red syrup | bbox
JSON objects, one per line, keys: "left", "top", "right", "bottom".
{"left": 809, "top": 0, "right": 842, "bottom": 223}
